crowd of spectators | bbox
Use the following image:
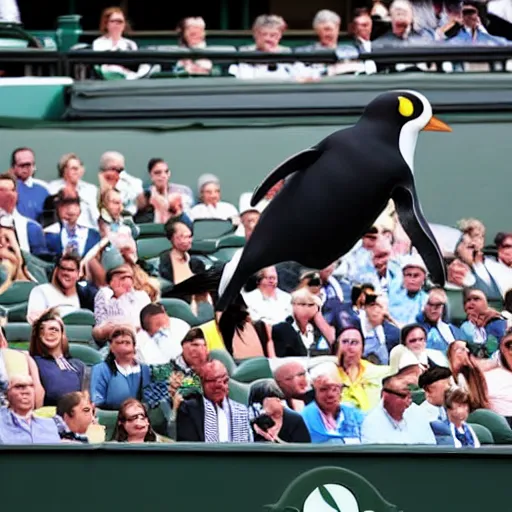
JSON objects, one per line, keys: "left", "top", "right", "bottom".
{"left": 1, "top": 144, "right": 512, "bottom": 448}
{"left": 82, "top": 2, "right": 512, "bottom": 80}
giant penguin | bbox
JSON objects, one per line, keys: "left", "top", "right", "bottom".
{"left": 214, "top": 90, "right": 451, "bottom": 311}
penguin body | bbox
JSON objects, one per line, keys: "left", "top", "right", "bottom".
{"left": 216, "top": 90, "right": 451, "bottom": 311}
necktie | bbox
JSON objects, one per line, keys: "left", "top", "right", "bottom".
{"left": 66, "top": 225, "right": 79, "bottom": 254}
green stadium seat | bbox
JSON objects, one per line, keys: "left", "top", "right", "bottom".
{"left": 209, "top": 247, "right": 241, "bottom": 263}
{"left": 209, "top": 349, "right": 237, "bottom": 376}
{"left": 468, "top": 408, "right": 512, "bottom": 444}
{"left": 63, "top": 309, "right": 95, "bottom": 326}
{"left": 217, "top": 234, "right": 245, "bottom": 249}
{"left": 232, "top": 357, "right": 273, "bottom": 383}
{"left": 0, "top": 281, "right": 37, "bottom": 305}
{"left": 159, "top": 298, "right": 198, "bottom": 326}
{"left": 6, "top": 302, "right": 28, "bottom": 322}
{"left": 411, "top": 389, "right": 426, "bottom": 405}
{"left": 65, "top": 325, "right": 93, "bottom": 344}
{"left": 228, "top": 378, "right": 251, "bottom": 406}
{"left": 96, "top": 408, "right": 118, "bottom": 441}
{"left": 136, "top": 223, "right": 166, "bottom": 238}
{"left": 4, "top": 322, "right": 31, "bottom": 343}
{"left": 192, "top": 219, "right": 235, "bottom": 240}
{"left": 191, "top": 239, "right": 218, "bottom": 254}
{"left": 137, "top": 237, "right": 171, "bottom": 260}
{"left": 469, "top": 423, "right": 494, "bottom": 445}
{"left": 69, "top": 342, "right": 103, "bottom": 366}
{"left": 8, "top": 341, "right": 29, "bottom": 351}
{"left": 444, "top": 288, "right": 466, "bottom": 326}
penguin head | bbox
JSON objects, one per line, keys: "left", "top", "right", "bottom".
{"left": 362, "top": 90, "right": 451, "bottom": 173}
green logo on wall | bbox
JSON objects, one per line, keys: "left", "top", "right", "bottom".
{"left": 264, "top": 466, "right": 402, "bottom": 512}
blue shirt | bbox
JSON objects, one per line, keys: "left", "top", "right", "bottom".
{"left": 388, "top": 288, "right": 428, "bottom": 326}
{"left": 0, "top": 407, "right": 60, "bottom": 444}
{"left": 301, "top": 401, "right": 364, "bottom": 444}
{"left": 16, "top": 178, "right": 49, "bottom": 222}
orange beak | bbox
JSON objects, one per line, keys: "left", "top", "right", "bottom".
{"left": 422, "top": 115, "right": 452, "bottom": 132}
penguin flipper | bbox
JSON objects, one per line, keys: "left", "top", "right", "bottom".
{"left": 250, "top": 147, "right": 322, "bottom": 206}
{"left": 392, "top": 185, "right": 446, "bottom": 287}
{"left": 164, "top": 263, "right": 226, "bottom": 299}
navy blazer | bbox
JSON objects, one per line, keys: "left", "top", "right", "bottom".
{"left": 382, "top": 321, "right": 401, "bottom": 354}
{"left": 26, "top": 219, "right": 48, "bottom": 256}
{"left": 45, "top": 224, "right": 101, "bottom": 258}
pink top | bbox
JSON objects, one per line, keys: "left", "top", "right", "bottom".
{"left": 485, "top": 367, "right": 512, "bottom": 416}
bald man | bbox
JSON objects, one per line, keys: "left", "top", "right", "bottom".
{"left": 0, "top": 375, "right": 60, "bottom": 444}
{"left": 176, "top": 360, "right": 252, "bottom": 443}
{"left": 274, "top": 361, "right": 315, "bottom": 412}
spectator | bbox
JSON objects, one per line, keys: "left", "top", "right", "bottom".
{"left": 47, "top": 153, "right": 100, "bottom": 230}
{"left": 9, "top": 147, "right": 49, "bottom": 223}
{"left": 336, "top": 325, "right": 390, "bottom": 411}
{"left": 361, "top": 373, "right": 436, "bottom": 444}
{"left": 242, "top": 266, "right": 292, "bottom": 325}
{"left": 44, "top": 192, "right": 101, "bottom": 259}
{"left": 92, "top": 7, "right": 151, "bottom": 79}
{"left": 418, "top": 365, "right": 453, "bottom": 421}
{"left": 0, "top": 375, "right": 60, "bottom": 444}
{"left": 444, "top": 387, "right": 480, "bottom": 447}
{"left": 112, "top": 398, "right": 158, "bottom": 442}
{"left": 416, "top": 288, "right": 461, "bottom": 353}
{"left": 360, "top": 293, "right": 400, "bottom": 364}
{"left": 90, "top": 326, "right": 150, "bottom": 410}
{"left": 135, "top": 157, "right": 194, "bottom": 224}
{"left": 97, "top": 151, "right": 143, "bottom": 216}
{"left": 302, "top": 366, "right": 364, "bottom": 444}
{"left": 273, "top": 360, "right": 313, "bottom": 412}
{"left": 190, "top": 173, "right": 239, "bottom": 223}
{"left": 248, "top": 379, "right": 310, "bottom": 443}
{"left": 235, "top": 203, "right": 261, "bottom": 240}
{"left": 27, "top": 252, "right": 97, "bottom": 324}
{"left": 176, "top": 360, "right": 252, "bottom": 442}
{"left": 494, "top": 231, "right": 512, "bottom": 272}
{"left": 175, "top": 17, "right": 213, "bottom": 75}
{"left": 98, "top": 188, "right": 139, "bottom": 240}
{"left": 55, "top": 390, "right": 97, "bottom": 443}
{"left": 0, "top": 172, "right": 47, "bottom": 257}
{"left": 350, "top": 8, "right": 374, "bottom": 52}
{"left": 388, "top": 254, "right": 429, "bottom": 326}
{"left": 29, "top": 309, "right": 86, "bottom": 406}
{"left": 272, "top": 288, "right": 334, "bottom": 357}
{"left": 158, "top": 219, "right": 205, "bottom": 289}
{"left": 218, "top": 299, "right": 275, "bottom": 359}
{"left": 136, "top": 302, "right": 191, "bottom": 364}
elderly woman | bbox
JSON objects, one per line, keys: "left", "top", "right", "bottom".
{"left": 29, "top": 309, "right": 86, "bottom": 406}
{"left": 92, "top": 7, "right": 150, "bottom": 79}
{"left": 175, "top": 17, "right": 212, "bottom": 75}
{"left": 112, "top": 398, "right": 160, "bottom": 442}
{"left": 190, "top": 174, "right": 239, "bottom": 223}
{"left": 242, "top": 266, "right": 292, "bottom": 325}
{"left": 302, "top": 364, "right": 365, "bottom": 444}
{"left": 416, "top": 288, "right": 461, "bottom": 353}
{"left": 271, "top": 288, "right": 335, "bottom": 357}
{"left": 248, "top": 379, "right": 310, "bottom": 443}
{"left": 444, "top": 387, "right": 480, "bottom": 447}
{"left": 447, "top": 340, "right": 490, "bottom": 411}
{"left": 336, "top": 326, "right": 390, "bottom": 412}
{"left": 90, "top": 327, "right": 150, "bottom": 410}
{"left": 47, "top": 153, "right": 99, "bottom": 230}
{"left": 484, "top": 329, "right": 512, "bottom": 426}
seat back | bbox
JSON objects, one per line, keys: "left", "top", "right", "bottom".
{"left": 137, "top": 238, "right": 171, "bottom": 259}
{"left": 232, "top": 357, "right": 272, "bottom": 383}
{"left": 228, "top": 378, "right": 251, "bottom": 406}
{"left": 0, "top": 281, "right": 37, "bottom": 305}
{"left": 96, "top": 408, "right": 119, "bottom": 441}
{"left": 469, "top": 423, "right": 494, "bottom": 445}
{"left": 159, "top": 298, "right": 198, "bottom": 326}
{"left": 192, "top": 219, "right": 235, "bottom": 240}
{"left": 444, "top": 288, "right": 466, "bottom": 326}
{"left": 63, "top": 309, "right": 95, "bottom": 326}
{"left": 209, "top": 349, "right": 237, "bottom": 376}
{"left": 136, "top": 223, "right": 166, "bottom": 238}
{"left": 468, "top": 408, "right": 512, "bottom": 444}
{"left": 69, "top": 342, "right": 103, "bottom": 366}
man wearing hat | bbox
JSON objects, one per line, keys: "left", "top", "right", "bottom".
{"left": 190, "top": 173, "right": 239, "bottom": 223}
{"left": 388, "top": 254, "right": 429, "bottom": 326}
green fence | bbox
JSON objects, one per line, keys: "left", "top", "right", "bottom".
{"left": 1, "top": 444, "right": 510, "bottom": 511}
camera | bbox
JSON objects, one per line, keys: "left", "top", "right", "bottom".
{"left": 251, "top": 414, "right": 275, "bottom": 432}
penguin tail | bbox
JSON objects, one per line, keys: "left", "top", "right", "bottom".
{"left": 216, "top": 249, "right": 248, "bottom": 311}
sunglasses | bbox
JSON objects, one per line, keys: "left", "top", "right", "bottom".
{"left": 104, "top": 167, "right": 124, "bottom": 173}
{"left": 427, "top": 301, "right": 444, "bottom": 308}
{"left": 123, "top": 413, "right": 147, "bottom": 423}
{"left": 504, "top": 341, "right": 512, "bottom": 351}
{"left": 383, "top": 388, "right": 410, "bottom": 399}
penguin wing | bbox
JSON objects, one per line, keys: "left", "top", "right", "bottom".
{"left": 164, "top": 263, "right": 226, "bottom": 299}
{"left": 250, "top": 147, "right": 323, "bottom": 206}
{"left": 392, "top": 184, "right": 446, "bottom": 287}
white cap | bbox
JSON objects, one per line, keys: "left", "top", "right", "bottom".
{"left": 197, "top": 173, "right": 220, "bottom": 192}
{"left": 239, "top": 193, "right": 262, "bottom": 217}
{"left": 401, "top": 253, "right": 427, "bottom": 274}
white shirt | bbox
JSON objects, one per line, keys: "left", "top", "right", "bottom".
{"left": 27, "top": 283, "right": 81, "bottom": 324}
{"left": 420, "top": 400, "right": 447, "bottom": 422}
{"left": 228, "top": 62, "right": 322, "bottom": 80}
{"left": 92, "top": 36, "right": 138, "bottom": 52}
{"left": 136, "top": 318, "right": 191, "bottom": 365}
{"left": 0, "top": 0, "right": 20, "bottom": 22}
{"left": 291, "top": 319, "right": 315, "bottom": 350}
{"left": 361, "top": 402, "right": 437, "bottom": 445}
{"left": 115, "top": 171, "right": 144, "bottom": 215}
{"left": 48, "top": 179, "right": 100, "bottom": 229}
{"left": 115, "top": 361, "right": 141, "bottom": 377}
{"left": 21, "top": 177, "right": 49, "bottom": 190}
{"left": 242, "top": 287, "right": 292, "bottom": 325}
{"left": 11, "top": 209, "right": 30, "bottom": 252}
{"left": 190, "top": 201, "right": 238, "bottom": 221}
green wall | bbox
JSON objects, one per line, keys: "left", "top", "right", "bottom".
{"left": 1, "top": 444, "right": 510, "bottom": 511}
{"left": 0, "top": 116, "right": 508, "bottom": 238}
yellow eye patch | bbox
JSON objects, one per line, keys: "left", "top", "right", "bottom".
{"left": 398, "top": 96, "right": 414, "bottom": 117}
